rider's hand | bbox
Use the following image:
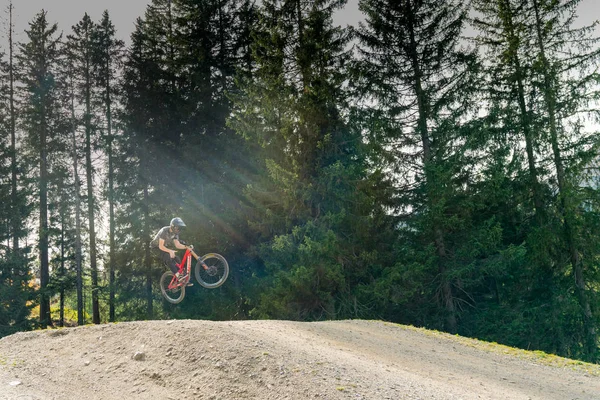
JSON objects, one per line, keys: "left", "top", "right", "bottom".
{"left": 169, "top": 250, "right": 176, "bottom": 258}
{"left": 188, "top": 245, "right": 194, "bottom": 250}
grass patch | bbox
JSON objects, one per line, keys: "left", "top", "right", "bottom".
{"left": 0, "top": 355, "right": 24, "bottom": 369}
{"left": 380, "top": 321, "right": 600, "bottom": 376}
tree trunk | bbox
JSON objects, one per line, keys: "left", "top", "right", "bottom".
{"left": 406, "top": 0, "right": 456, "bottom": 332}
{"left": 144, "top": 184, "right": 153, "bottom": 319}
{"left": 59, "top": 221, "right": 65, "bottom": 327}
{"left": 71, "top": 75, "right": 84, "bottom": 326}
{"left": 107, "top": 61, "right": 116, "bottom": 323}
{"left": 39, "top": 93, "right": 51, "bottom": 328}
{"left": 97, "top": 11, "right": 121, "bottom": 323}
{"left": 9, "top": 2, "right": 18, "bottom": 252}
{"left": 499, "top": 0, "right": 544, "bottom": 223}
{"left": 84, "top": 31, "right": 100, "bottom": 324}
{"left": 532, "top": 0, "right": 597, "bottom": 361}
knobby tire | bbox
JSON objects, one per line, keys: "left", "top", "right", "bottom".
{"left": 195, "top": 253, "right": 229, "bottom": 289}
{"left": 160, "top": 271, "right": 186, "bottom": 304}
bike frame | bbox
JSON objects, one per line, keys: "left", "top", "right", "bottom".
{"left": 167, "top": 247, "right": 200, "bottom": 289}
{"left": 160, "top": 248, "right": 228, "bottom": 302}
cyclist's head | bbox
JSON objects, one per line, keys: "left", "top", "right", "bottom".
{"left": 170, "top": 217, "right": 186, "bottom": 234}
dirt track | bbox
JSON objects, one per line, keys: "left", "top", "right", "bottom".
{"left": 0, "top": 319, "right": 598, "bottom": 399}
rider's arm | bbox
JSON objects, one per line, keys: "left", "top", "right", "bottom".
{"left": 158, "top": 238, "right": 176, "bottom": 258}
{"left": 173, "top": 239, "right": 187, "bottom": 250}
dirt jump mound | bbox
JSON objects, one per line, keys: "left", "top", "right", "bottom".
{"left": 1, "top": 319, "right": 598, "bottom": 399}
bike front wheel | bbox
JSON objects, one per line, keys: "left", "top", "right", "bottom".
{"left": 195, "top": 253, "right": 229, "bottom": 289}
{"left": 160, "top": 271, "right": 186, "bottom": 304}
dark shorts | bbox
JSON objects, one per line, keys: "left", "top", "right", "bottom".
{"left": 153, "top": 248, "right": 181, "bottom": 274}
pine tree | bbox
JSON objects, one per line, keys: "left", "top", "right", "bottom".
{"left": 92, "top": 10, "right": 124, "bottom": 323}
{"left": 17, "top": 10, "right": 64, "bottom": 328}
{"left": 7, "top": 1, "right": 21, "bottom": 253}
{"left": 44, "top": 46, "right": 77, "bottom": 327}
{"left": 175, "top": 0, "right": 262, "bottom": 259}
{"left": 116, "top": 0, "right": 259, "bottom": 318}
{"left": 233, "top": 0, "right": 258, "bottom": 76}
{"left": 0, "top": 0, "right": 34, "bottom": 337}
{"left": 175, "top": 0, "right": 248, "bottom": 139}
{"left": 355, "top": 0, "right": 479, "bottom": 332}
{"left": 472, "top": 0, "right": 600, "bottom": 362}
{"left": 62, "top": 48, "right": 85, "bottom": 325}
{"left": 67, "top": 13, "right": 102, "bottom": 324}
{"left": 528, "top": 0, "right": 600, "bottom": 362}
{"left": 229, "top": 0, "right": 388, "bottom": 319}
{"left": 47, "top": 163, "right": 77, "bottom": 327}
{"left": 473, "top": 0, "right": 547, "bottom": 224}
{"left": 120, "top": 15, "right": 167, "bottom": 319}
{"left": 0, "top": 44, "right": 33, "bottom": 336}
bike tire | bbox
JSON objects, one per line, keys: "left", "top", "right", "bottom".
{"left": 160, "top": 271, "right": 186, "bottom": 304}
{"left": 195, "top": 253, "right": 229, "bottom": 289}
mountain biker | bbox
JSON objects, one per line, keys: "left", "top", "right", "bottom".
{"left": 150, "top": 217, "right": 193, "bottom": 286}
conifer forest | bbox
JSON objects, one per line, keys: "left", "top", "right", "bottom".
{"left": 1, "top": 0, "right": 600, "bottom": 363}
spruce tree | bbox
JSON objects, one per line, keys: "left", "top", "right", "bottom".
{"left": 473, "top": 0, "right": 600, "bottom": 361}
{"left": 72, "top": 80, "right": 85, "bottom": 326}
{"left": 67, "top": 13, "right": 102, "bottom": 324}
{"left": 175, "top": 0, "right": 247, "bottom": 140}
{"left": 0, "top": 46, "right": 33, "bottom": 336}
{"left": 355, "top": 0, "right": 479, "bottom": 332}
{"left": 117, "top": 0, "right": 259, "bottom": 318}
{"left": 0, "top": 1, "right": 34, "bottom": 337}
{"left": 120, "top": 15, "right": 166, "bottom": 319}
{"left": 7, "top": 1, "right": 22, "bottom": 253}
{"left": 175, "top": 0, "right": 261, "bottom": 258}
{"left": 61, "top": 47, "right": 85, "bottom": 325}
{"left": 92, "top": 10, "right": 124, "bottom": 323}
{"left": 47, "top": 163, "right": 77, "bottom": 327}
{"left": 473, "top": 0, "right": 546, "bottom": 223}
{"left": 17, "top": 10, "right": 63, "bottom": 328}
{"left": 229, "top": 0, "right": 387, "bottom": 319}
{"left": 528, "top": 0, "right": 600, "bottom": 361}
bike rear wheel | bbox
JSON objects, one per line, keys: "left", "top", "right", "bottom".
{"left": 160, "top": 271, "right": 186, "bottom": 304}
{"left": 195, "top": 253, "right": 229, "bottom": 289}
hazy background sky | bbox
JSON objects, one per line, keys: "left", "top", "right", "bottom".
{"left": 0, "top": 0, "right": 597, "bottom": 47}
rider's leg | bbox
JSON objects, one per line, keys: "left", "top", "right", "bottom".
{"left": 158, "top": 251, "right": 180, "bottom": 274}
{"left": 157, "top": 251, "right": 192, "bottom": 286}
{"left": 169, "top": 257, "right": 182, "bottom": 275}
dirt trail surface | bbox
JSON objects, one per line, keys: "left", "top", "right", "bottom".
{"left": 0, "top": 320, "right": 598, "bottom": 400}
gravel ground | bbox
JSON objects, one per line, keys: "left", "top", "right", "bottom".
{"left": 0, "top": 319, "right": 598, "bottom": 399}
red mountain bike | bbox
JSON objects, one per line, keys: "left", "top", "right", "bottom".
{"left": 159, "top": 245, "right": 229, "bottom": 304}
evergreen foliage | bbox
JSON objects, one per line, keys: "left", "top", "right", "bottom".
{"left": 0, "top": 0, "right": 599, "bottom": 364}
{"left": 229, "top": 0, "right": 392, "bottom": 320}
{"left": 93, "top": 11, "right": 125, "bottom": 323}
{"left": 67, "top": 13, "right": 102, "bottom": 325}
{"left": 472, "top": 0, "right": 600, "bottom": 363}
{"left": 17, "top": 10, "right": 65, "bottom": 328}
{"left": 354, "top": 0, "right": 484, "bottom": 332}
{"left": 0, "top": 46, "right": 34, "bottom": 335}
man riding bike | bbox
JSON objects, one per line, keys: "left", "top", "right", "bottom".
{"left": 151, "top": 217, "right": 193, "bottom": 286}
